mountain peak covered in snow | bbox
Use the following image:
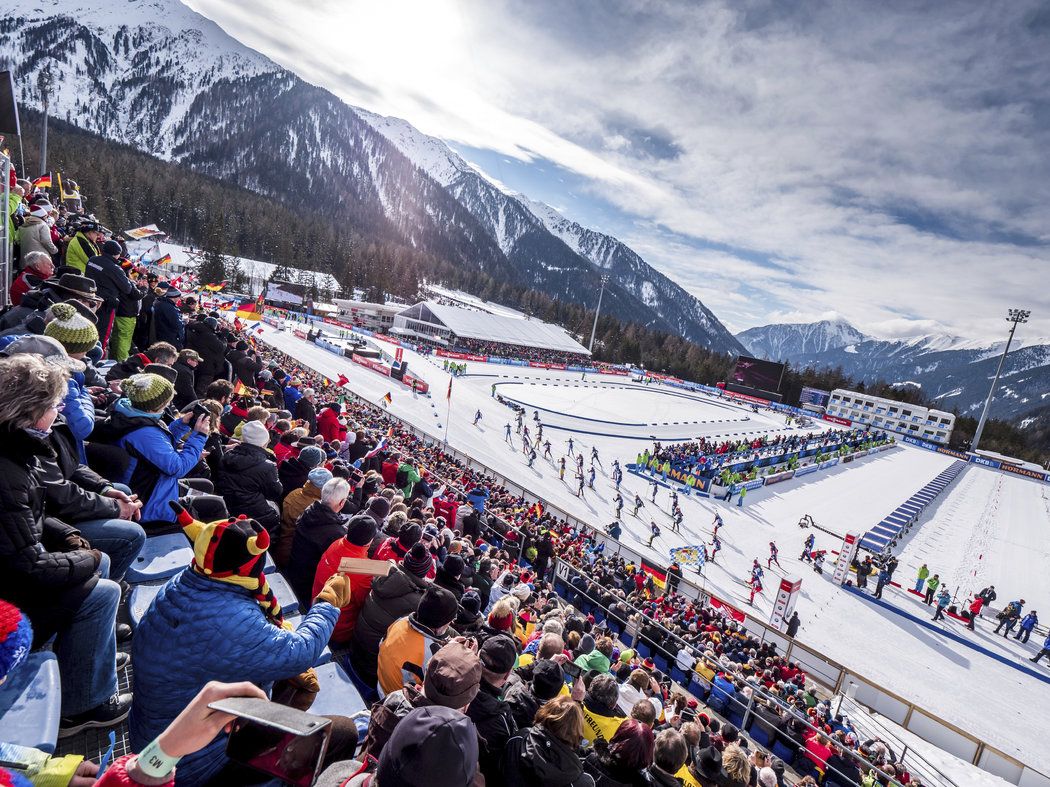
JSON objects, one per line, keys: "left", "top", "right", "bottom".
{"left": 737, "top": 318, "right": 869, "bottom": 360}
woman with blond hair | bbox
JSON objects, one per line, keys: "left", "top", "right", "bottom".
{"left": 0, "top": 354, "right": 131, "bottom": 732}
{"left": 721, "top": 744, "right": 753, "bottom": 787}
{"left": 503, "top": 694, "right": 595, "bottom": 787}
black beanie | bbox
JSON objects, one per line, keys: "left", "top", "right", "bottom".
{"left": 398, "top": 522, "right": 422, "bottom": 549}
{"left": 441, "top": 554, "right": 465, "bottom": 580}
{"left": 532, "top": 659, "right": 565, "bottom": 701}
{"left": 416, "top": 585, "right": 458, "bottom": 630}
{"left": 403, "top": 542, "right": 433, "bottom": 578}
{"left": 346, "top": 514, "right": 377, "bottom": 547}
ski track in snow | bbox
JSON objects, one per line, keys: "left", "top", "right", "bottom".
{"left": 254, "top": 322, "right": 1050, "bottom": 774}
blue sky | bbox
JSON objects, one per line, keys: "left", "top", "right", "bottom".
{"left": 186, "top": 0, "right": 1050, "bottom": 341}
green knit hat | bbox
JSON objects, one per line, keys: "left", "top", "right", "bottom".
{"left": 125, "top": 373, "right": 175, "bottom": 412}
{"left": 44, "top": 302, "right": 99, "bottom": 355}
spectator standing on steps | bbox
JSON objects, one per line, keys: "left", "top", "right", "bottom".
{"left": 923, "top": 573, "right": 940, "bottom": 605}
{"left": 1030, "top": 632, "right": 1050, "bottom": 665}
{"left": 1016, "top": 611, "right": 1039, "bottom": 644}
{"left": 932, "top": 588, "right": 951, "bottom": 622}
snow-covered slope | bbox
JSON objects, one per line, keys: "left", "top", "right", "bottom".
{"left": 737, "top": 319, "right": 870, "bottom": 360}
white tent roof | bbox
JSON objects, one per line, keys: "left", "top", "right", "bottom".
{"left": 398, "top": 301, "right": 590, "bottom": 355}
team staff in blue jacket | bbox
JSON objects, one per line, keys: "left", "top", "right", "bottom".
{"left": 92, "top": 372, "right": 209, "bottom": 523}
{"left": 131, "top": 507, "right": 355, "bottom": 785}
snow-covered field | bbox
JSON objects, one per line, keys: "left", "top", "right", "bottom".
{"left": 252, "top": 322, "right": 1050, "bottom": 776}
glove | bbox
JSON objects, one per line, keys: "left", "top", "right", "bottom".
{"left": 288, "top": 667, "right": 320, "bottom": 694}
{"left": 64, "top": 533, "right": 92, "bottom": 551}
{"left": 314, "top": 574, "right": 351, "bottom": 608}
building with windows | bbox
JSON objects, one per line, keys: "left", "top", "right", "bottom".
{"left": 391, "top": 301, "right": 590, "bottom": 356}
{"left": 827, "top": 389, "right": 955, "bottom": 444}
{"left": 333, "top": 299, "right": 403, "bottom": 332}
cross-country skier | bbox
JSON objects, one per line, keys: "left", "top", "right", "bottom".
{"left": 800, "top": 533, "right": 816, "bottom": 562}
{"left": 671, "top": 507, "right": 683, "bottom": 533}
{"left": 751, "top": 560, "right": 764, "bottom": 584}
{"left": 811, "top": 550, "right": 826, "bottom": 575}
{"left": 491, "top": 383, "right": 496, "bottom": 397}
{"left": 533, "top": 410, "right": 540, "bottom": 422}
{"left": 504, "top": 423, "right": 513, "bottom": 444}
{"left": 632, "top": 493, "right": 643, "bottom": 517}
{"left": 543, "top": 440, "right": 552, "bottom": 460}
{"left": 559, "top": 457, "right": 566, "bottom": 481}
{"left": 612, "top": 465, "right": 623, "bottom": 490}
{"left": 591, "top": 446, "right": 602, "bottom": 470}
{"left": 516, "top": 412, "right": 524, "bottom": 432}
{"left": 650, "top": 479, "right": 659, "bottom": 503}
{"left": 588, "top": 466, "right": 596, "bottom": 489}
{"left": 536, "top": 425, "right": 543, "bottom": 443}
{"left": 712, "top": 513, "right": 723, "bottom": 536}
{"left": 709, "top": 534, "right": 722, "bottom": 563}
{"left": 576, "top": 473, "right": 586, "bottom": 498}
{"left": 669, "top": 489, "right": 678, "bottom": 511}
{"left": 522, "top": 424, "right": 530, "bottom": 444}
{"left": 567, "top": 437, "right": 575, "bottom": 456}
{"left": 527, "top": 447, "right": 537, "bottom": 467}
{"left": 473, "top": 409, "right": 482, "bottom": 426}
{"left": 646, "top": 520, "right": 661, "bottom": 547}
{"left": 767, "top": 541, "right": 782, "bottom": 569}
{"left": 614, "top": 492, "right": 624, "bottom": 519}
{"left": 749, "top": 573, "right": 764, "bottom": 605}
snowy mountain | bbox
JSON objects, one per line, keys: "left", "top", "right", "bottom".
{"left": 0, "top": 0, "right": 744, "bottom": 354}
{"left": 737, "top": 319, "right": 870, "bottom": 360}
{"left": 739, "top": 318, "right": 1050, "bottom": 421}
{"left": 358, "top": 110, "right": 743, "bottom": 352}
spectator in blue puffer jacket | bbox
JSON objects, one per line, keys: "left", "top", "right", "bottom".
{"left": 283, "top": 377, "right": 303, "bottom": 412}
{"left": 91, "top": 373, "right": 208, "bottom": 523}
{"left": 465, "top": 485, "right": 489, "bottom": 514}
{"left": 130, "top": 505, "right": 355, "bottom": 786}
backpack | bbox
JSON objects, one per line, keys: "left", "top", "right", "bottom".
{"left": 395, "top": 467, "right": 409, "bottom": 488}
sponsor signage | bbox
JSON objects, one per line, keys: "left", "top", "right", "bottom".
{"left": 970, "top": 456, "right": 1002, "bottom": 469}
{"left": 438, "top": 350, "right": 489, "bottom": 362}
{"left": 1000, "top": 463, "right": 1048, "bottom": 482}
{"left": 793, "top": 464, "right": 819, "bottom": 478}
{"left": 731, "top": 478, "right": 766, "bottom": 493}
{"left": 818, "top": 458, "right": 840, "bottom": 469}
{"left": 770, "top": 575, "right": 802, "bottom": 632}
{"left": 764, "top": 470, "right": 796, "bottom": 485}
{"left": 832, "top": 533, "right": 859, "bottom": 585}
{"left": 937, "top": 447, "right": 968, "bottom": 460}
{"left": 823, "top": 414, "right": 852, "bottom": 426}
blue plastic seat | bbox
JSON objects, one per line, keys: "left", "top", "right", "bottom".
{"left": 771, "top": 739, "right": 795, "bottom": 763}
{"left": 748, "top": 723, "right": 771, "bottom": 748}
{"left": 338, "top": 654, "right": 380, "bottom": 707}
{"left": 268, "top": 572, "right": 300, "bottom": 617}
{"left": 264, "top": 552, "right": 276, "bottom": 574}
{"left": 725, "top": 704, "right": 745, "bottom": 729}
{"left": 125, "top": 533, "right": 191, "bottom": 584}
{"left": 129, "top": 581, "right": 165, "bottom": 628}
{"left": 653, "top": 653, "right": 671, "bottom": 675}
{"left": 0, "top": 652, "right": 62, "bottom": 753}
{"left": 635, "top": 642, "right": 652, "bottom": 659}
{"left": 306, "top": 662, "right": 368, "bottom": 719}
{"left": 669, "top": 666, "right": 688, "bottom": 685}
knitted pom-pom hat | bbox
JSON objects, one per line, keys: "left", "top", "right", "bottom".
{"left": 124, "top": 373, "right": 175, "bottom": 412}
{"left": 44, "top": 302, "right": 98, "bottom": 355}
{"left": 0, "top": 600, "right": 32, "bottom": 686}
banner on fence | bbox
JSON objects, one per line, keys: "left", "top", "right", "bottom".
{"left": 971, "top": 455, "right": 1002, "bottom": 469}
{"left": 999, "top": 463, "right": 1048, "bottom": 482}
{"left": 822, "top": 414, "right": 852, "bottom": 426}
{"left": 764, "top": 470, "right": 796, "bottom": 485}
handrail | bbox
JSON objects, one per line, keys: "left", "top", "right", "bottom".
{"left": 254, "top": 315, "right": 1048, "bottom": 786}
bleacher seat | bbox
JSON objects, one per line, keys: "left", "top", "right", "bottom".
{"left": 337, "top": 655, "right": 380, "bottom": 707}
{"left": 725, "top": 704, "right": 746, "bottom": 730}
{"left": 653, "top": 653, "right": 671, "bottom": 674}
{"left": 129, "top": 581, "right": 165, "bottom": 628}
{"left": 771, "top": 739, "right": 796, "bottom": 764}
{"left": 305, "top": 662, "right": 368, "bottom": 718}
{"left": 267, "top": 572, "right": 300, "bottom": 617}
{"left": 0, "top": 652, "right": 61, "bottom": 753}
{"left": 747, "top": 722, "right": 771, "bottom": 748}
{"left": 264, "top": 552, "right": 276, "bottom": 574}
{"left": 125, "top": 533, "right": 192, "bottom": 584}
{"left": 669, "top": 666, "right": 688, "bottom": 685}
{"left": 635, "top": 641, "right": 652, "bottom": 659}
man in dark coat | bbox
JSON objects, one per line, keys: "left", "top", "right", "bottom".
{"left": 467, "top": 634, "right": 519, "bottom": 784}
{"left": 172, "top": 349, "right": 201, "bottom": 409}
{"left": 279, "top": 445, "right": 325, "bottom": 505}
{"left": 228, "top": 341, "right": 263, "bottom": 388}
{"left": 287, "top": 496, "right": 349, "bottom": 605}
{"left": 85, "top": 240, "right": 143, "bottom": 360}
{"left": 216, "top": 421, "right": 283, "bottom": 534}
{"left": 150, "top": 287, "right": 184, "bottom": 349}
{"left": 185, "top": 317, "right": 227, "bottom": 396}
{"left": 295, "top": 387, "right": 318, "bottom": 435}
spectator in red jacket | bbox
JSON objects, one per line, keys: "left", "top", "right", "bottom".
{"left": 9, "top": 251, "right": 55, "bottom": 305}
{"left": 312, "top": 513, "right": 378, "bottom": 644}
{"left": 317, "top": 402, "right": 347, "bottom": 444}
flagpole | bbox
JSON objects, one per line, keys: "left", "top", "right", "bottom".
{"left": 444, "top": 395, "right": 451, "bottom": 444}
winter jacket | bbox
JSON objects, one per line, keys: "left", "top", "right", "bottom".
{"left": 9, "top": 268, "right": 47, "bottom": 306}
{"left": 1020, "top": 612, "right": 1039, "bottom": 631}
{"left": 64, "top": 232, "right": 98, "bottom": 274}
{"left": 275, "top": 480, "right": 324, "bottom": 566}
{"left": 92, "top": 400, "right": 207, "bottom": 522}
{"left": 283, "top": 383, "right": 303, "bottom": 412}
{"left": 925, "top": 576, "right": 940, "bottom": 594}
{"left": 575, "top": 649, "right": 612, "bottom": 674}
{"left": 312, "top": 538, "right": 372, "bottom": 643}
{"left": 317, "top": 406, "right": 347, "bottom": 445}
{"left": 86, "top": 254, "right": 143, "bottom": 318}
{"left": 804, "top": 735, "right": 834, "bottom": 770}
{"left": 278, "top": 455, "right": 313, "bottom": 503}
{"left": 0, "top": 426, "right": 100, "bottom": 645}
{"left": 465, "top": 487, "right": 489, "bottom": 513}
{"left": 18, "top": 215, "right": 58, "bottom": 257}
{"left": 227, "top": 349, "right": 262, "bottom": 388}
{"left": 917, "top": 565, "right": 929, "bottom": 581}
{"left": 581, "top": 695, "right": 627, "bottom": 746}
{"left": 583, "top": 750, "right": 651, "bottom": 787}
{"left": 130, "top": 567, "right": 339, "bottom": 786}
{"left": 935, "top": 590, "right": 951, "bottom": 609}
{"left": 39, "top": 419, "right": 122, "bottom": 524}
{"left": 172, "top": 361, "right": 197, "bottom": 409}
{"left": 62, "top": 371, "right": 96, "bottom": 463}
{"left": 295, "top": 396, "right": 318, "bottom": 435}
{"left": 150, "top": 298, "right": 184, "bottom": 349}
{"left": 503, "top": 726, "right": 595, "bottom": 787}
{"left": 287, "top": 501, "right": 347, "bottom": 604}
{"left": 468, "top": 679, "right": 518, "bottom": 782}
{"left": 376, "top": 614, "right": 450, "bottom": 695}
{"left": 359, "top": 682, "right": 434, "bottom": 761}
{"left": 216, "top": 443, "right": 283, "bottom": 531}
{"left": 184, "top": 322, "right": 226, "bottom": 392}
{"left": 351, "top": 564, "right": 428, "bottom": 663}
{"left": 397, "top": 462, "right": 422, "bottom": 498}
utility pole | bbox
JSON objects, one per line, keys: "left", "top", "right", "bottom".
{"left": 36, "top": 65, "right": 53, "bottom": 177}
{"left": 971, "top": 308, "right": 1030, "bottom": 451}
{"left": 588, "top": 274, "right": 609, "bottom": 352}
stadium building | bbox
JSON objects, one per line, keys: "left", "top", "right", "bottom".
{"left": 827, "top": 389, "right": 956, "bottom": 443}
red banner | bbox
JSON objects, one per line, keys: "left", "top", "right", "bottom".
{"left": 402, "top": 372, "right": 430, "bottom": 394}
{"left": 322, "top": 316, "right": 355, "bottom": 330}
{"left": 437, "top": 349, "right": 489, "bottom": 362}
{"left": 708, "top": 595, "right": 746, "bottom": 623}
{"left": 351, "top": 354, "right": 390, "bottom": 374}
{"left": 822, "top": 414, "right": 852, "bottom": 426}
{"left": 528, "top": 361, "right": 567, "bottom": 370}
{"left": 723, "top": 390, "right": 769, "bottom": 405}
{"left": 598, "top": 367, "right": 630, "bottom": 376}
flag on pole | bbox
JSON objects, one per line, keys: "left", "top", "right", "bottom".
{"left": 154, "top": 253, "right": 173, "bottom": 266}
{"left": 203, "top": 281, "right": 228, "bottom": 292}
{"left": 235, "top": 297, "right": 263, "bottom": 320}
{"left": 336, "top": 374, "right": 349, "bottom": 387}
{"left": 446, "top": 378, "right": 452, "bottom": 401}
{"left": 382, "top": 392, "right": 392, "bottom": 407}
{"left": 232, "top": 380, "right": 249, "bottom": 395}
{"left": 31, "top": 173, "right": 52, "bottom": 189}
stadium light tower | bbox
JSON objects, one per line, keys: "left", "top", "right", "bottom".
{"left": 588, "top": 274, "right": 610, "bottom": 353}
{"left": 36, "top": 64, "right": 53, "bottom": 177}
{"left": 971, "top": 308, "right": 1030, "bottom": 451}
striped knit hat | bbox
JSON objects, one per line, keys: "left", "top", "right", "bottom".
{"left": 172, "top": 502, "right": 284, "bottom": 627}
{"left": 43, "top": 302, "right": 98, "bottom": 354}
{"left": 124, "top": 373, "right": 175, "bottom": 412}
{"left": 0, "top": 600, "right": 32, "bottom": 686}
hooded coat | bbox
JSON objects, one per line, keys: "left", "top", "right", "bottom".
{"left": 350, "top": 564, "right": 429, "bottom": 669}
{"left": 275, "top": 479, "right": 324, "bottom": 566}
{"left": 216, "top": 442, "right": 283, "bottom": 532}
{"left": 287, "top": 501, "right": 347, "bottom": 604}
{"left": 503, "top": 726, "right": 595, "bottom": 787}
{"left": 129, "top": 567, "right": 339, "bottom": 786}
{"left": 150, "top": 296, "right": 184, "bottom": 348}
{"left": 317, "top": 405, "right": 347, "bottom": 445}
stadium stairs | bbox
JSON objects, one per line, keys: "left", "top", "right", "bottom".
{"left": 858, "top": 460, "right": 966, "bottom": 554}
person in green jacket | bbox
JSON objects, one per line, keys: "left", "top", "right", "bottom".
{"left": 64, "top": 223, "right": 104, "bottom": 273}
{"left": 923, "top": 573, "right": 940, "bottom": 605}
{"left": 5, "top": 188, "right": 22, "bottom": 249}
{"left": 915, "top": 564, "right": 930, "bottom": 593}
{"left": 575, "top": 635, "right": 613, "bottom": 674}
{"left": 397, "top": 460, "right": 422, "bottom": 498}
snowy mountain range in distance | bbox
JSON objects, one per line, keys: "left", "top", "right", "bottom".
{"left": 737, "top": 319, "right": 1050, "bottom": 423}
{"left": 0, "top": 0, "right": 743, "bottom": 355}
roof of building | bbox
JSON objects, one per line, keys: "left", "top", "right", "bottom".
{"left": 395, "top": 301, "right": 590, "bottom": 355}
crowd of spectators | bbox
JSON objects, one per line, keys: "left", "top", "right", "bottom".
{"left": 1, "top": 171, "right": 920, "bottom": 786}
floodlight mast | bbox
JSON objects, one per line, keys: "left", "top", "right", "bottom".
{"left": 971, "top": 308, "right": 1030, "bottom": 451}
{"left": 588, "top": 274, "right": 610, "bottom": 353}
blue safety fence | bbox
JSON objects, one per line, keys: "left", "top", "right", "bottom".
{"left": 858, "top": 460, "right": 966, "bottom": 553}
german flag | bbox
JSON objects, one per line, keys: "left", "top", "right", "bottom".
{"left": 154, "top": 253, "right": 173, "bottom": 266}
{"left": 236, "top": 295, "right": 264, "bottom": 321}
{"left": 203, "top": 281, "right": 228, "bottom": 292}
{"left": 31, "top": 174, "right": 52, "bottom": 189}
{"left": 232, "top": 380, "right": 249, "bottom": 396}
{"left": 640, "top": 557, "right": 667, "bottom": 590}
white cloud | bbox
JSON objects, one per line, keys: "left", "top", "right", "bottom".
{"left": 183, "top": 0, "right": 1050, "bottom": 342}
